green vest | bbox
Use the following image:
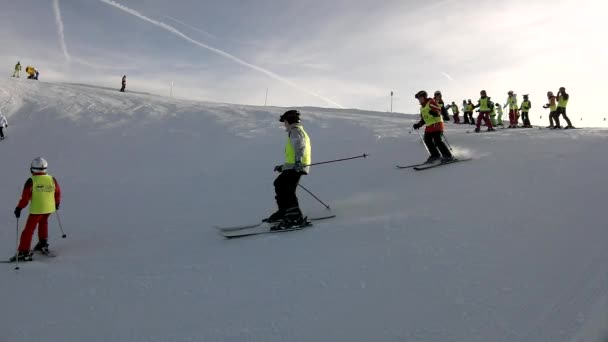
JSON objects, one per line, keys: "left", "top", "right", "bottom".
{"left": 479, "top": 97, "right": 491, "bottom": 111}
{"left": 451, "top": 104, "right": 459, "bottom": 114}
{"left": 30, "top": 175, "right": 56, "bottom": 214}
{"left": 558, "top": 95, "right": 568, "bottom": 108}
{"left": 549, "top": 97, "right": 557, "bottom": 111}
{"left": 521, "top": 100, "right": 531, "bottom": 113}
{"left": 421, "top": 101, "right": 443, "bottom": 126}
{"left": 285, "top": 126, "right": 311, "bottom": 165}
{"left": 508, "top": 96, "right": 518, "bottom": 110}
{"left": 496, "top": 106, "right": 503, "bottom": 115}
{"left": 490, "top": 105, "right": 496, "bottom": 116}
{"left": 466, "top": 104, "right": 474, "bottom": 112}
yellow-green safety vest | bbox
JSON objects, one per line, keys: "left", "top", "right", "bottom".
{"left": 451, "top": 104, "right": 459, "bottom": 114}
{"left": 30, "top": 174, "right": 56, "bottom": 214}
{"left": 466, "top": 104, "right": 474, "bottom": 112}
{"left": 558, "top": 96, "right": 568, "bottom": 108}
{"left": 508, "top": 96, "right": 518, "bottom": 110}
{"left": 521, "top": 100, "right": 531, "bottom": 113}
{"left": 421, "top": 101, "right": 443, "bottom": 126}
{"left": 285, "top": 127, "right": 311, "bottom": 165}
{"left": 479, "top": 98, "right": 491, "bottom": 111}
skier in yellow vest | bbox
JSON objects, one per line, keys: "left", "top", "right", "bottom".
{"left": 556, "top": 87, "right": 574, "bottom": 129}
{"left": 543, "top": 91, "right": 559, "bottom": 128}
{"left": 265, "top": 110, "right": 311, "bottom": 229}
{"left": 504, "top": 90, "right": 519, "bottom": 128}
{"left": 519, "top": 94, "right": 532, "bottom": 128}
{"left": 473, "top": 90, "right": 495, "bottom": 132}
{"left": 11, "top": 157, "right": 62, "bottom": 262}
{"left": 12, "top": 61, "right": 21, "bottom": 78}
{"left": 495, "top": 103, "right": 504, "bottom": 127}
{"left": 465, "top": 100, "right": 475, "bottom": 125}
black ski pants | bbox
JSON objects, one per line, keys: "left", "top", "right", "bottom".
{"left": 424, "top": 131, "right": 452, "bottom": 159}
{"left": 555, "top": 107, "right": 572, "bottom": 127}
{"left": 521, "top": 112, "right": 531, "bottom": 126}
{"left": 274, "top": 169, "right": 303, "bottom": 211}
{"left": 0, "top": 127, "right": 4, "bottom": 138}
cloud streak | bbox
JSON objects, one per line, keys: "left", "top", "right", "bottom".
{"left": 99, "top": 0, "right": 344, "bottom": 108}
{"left": 52, "top": 0, "right": 71, "bottom": 62}
{"left": 163, "top": 15, "right": 216, "bottom": 39}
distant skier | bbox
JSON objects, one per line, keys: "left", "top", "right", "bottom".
{"left": 434, "top": 91, "right": 451, "bottom": 122}
{"left": 10, "top": 157, "right": 62, "bottom": 262}
{"left": 412, "top": 90, "right": 454, "bottom": 163}
{"left": 519, "top": 94, "right": 532, "bottom": 127}
{"left": 495, "top": 103, "right": 504, "bottom": 127}
{"left": 556, "top": 87, "right": 574, "bottom": 129}
{"left": 12, "top": 61, "right": 21, "bottom": 78}
{"left": 450, "top": 101, "right": 461, "bottom": 124}
{"left": 473, "top": 90, "right": 495, "bottom": 132}
{"left": 0, "top": 110, "right": 7, "bottom": 140}
{"left": 489, "top": 98, "right": 498, "bottom": 126}
{"left": 543, "top": 91, "right": 558, "bottom": 128}
{"left": 462, "top": 100, "right": 470, "bottom": 124}
{"left": 465, "top": 99, "right": 475, "bottom": 125}
{"left": 264, "top": 110, "right": 311, "bottom": 229}
{"left": 120, "top": 75, "right": 126, "bottom": 92}
{"left": 504, "top": 90, "right": 519, "bottom": 128}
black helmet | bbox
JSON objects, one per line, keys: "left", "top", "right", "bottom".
{"left": 434, "top": 90, "right": 442, "bottom": 96}
{"left": 279, "top": 109, "right": 301, "bottom": 123}
{"left": 415, "top": 90, "right": 428, "bottom": 99}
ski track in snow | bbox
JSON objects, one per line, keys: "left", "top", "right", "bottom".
{"left": 1, "top": 77, "right": 608, "bottom": 342}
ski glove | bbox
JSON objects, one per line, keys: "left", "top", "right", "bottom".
{"left": 413, "top": 123, "right": 422, "bottom": 130}
{"left": 274, "top": 165, "right": 283, "bottom": 172}
{"left": 14, "top": 207, "right": 21, "bottom": 218}
{"left": 56, "top": 203, "right": 60, "bottom": 210}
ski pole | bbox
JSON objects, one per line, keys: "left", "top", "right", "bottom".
{"left": 15, "top": 218, "right": 20, "bottom": 270}
{"left": 416, "top": 129, "right": 431, "bottom": 156}
{"left": 303, "top": 154, "right": 368, "bottom": 167}
{"left": 298, "top": 184, "right": 330, "bottom": 210}
{"left": 442, "top": 133, "right": 453, "bottom": 151}
{"left": 56, "top": 211, "right": 67, "bottom": 238}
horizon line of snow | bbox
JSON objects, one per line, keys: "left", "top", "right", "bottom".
{"left": 98, "top": 0, "right": 345, "bottom": 109}
{"left": 53, "top": 0, "right": 71, "bottom": 62}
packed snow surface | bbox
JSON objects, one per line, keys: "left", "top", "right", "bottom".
{"left": 1, "top": 78, "right": 608, "bottom": 342}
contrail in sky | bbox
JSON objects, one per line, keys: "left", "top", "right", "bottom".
{"left": 99, "top": 0, "right": 344, "bottom": 108}
{"left": 53, "top": 0, "right": 71, "bottom": 62}
{"left": 163, "top": 15, "right": 217, "bottom": 39}
{"left": 440, "top": 72, "right": 453, "bottom": 81}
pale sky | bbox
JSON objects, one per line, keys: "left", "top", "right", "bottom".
{"left": 1, "top": 0, "right": 607, "bottom": 125}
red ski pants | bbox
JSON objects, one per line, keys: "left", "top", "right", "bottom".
{"left": 509, "top": 109, "right": 518, "bottom": 126}
{"left": 19, "top": 214, "right": 50, "bottom": 251}
{"left": 476, "top": 111, "right": 493, "bottom": 129}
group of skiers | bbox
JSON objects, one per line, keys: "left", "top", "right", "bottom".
{"left": 11, "top": 61, "right": 39, "bottom": 80}
{"left": 437, "top": 88, "right": 573, "bottom": 131}
{"left": 2, "top": 83, "right": 573, "bottom": 261}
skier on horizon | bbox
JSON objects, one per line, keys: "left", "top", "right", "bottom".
{"left": 504, "top": 91, "right": 519, "bottom": 128}
{"left": 12, "top": 61, "right": 21, "bottom": 78}
{"left": 543, "top": 91, "right": 559, "bottom": 128}
{"left": 413, "top": 90, "right": 454, "bottom": 163}
{"left": 10, "top": 157, "right": 61, "bottom": 262}
{"left": 495, "top": 103, "right": 504, "bottom": 127}
{"left": 0, "top": 110, "right": 8, "bottom": 140}
{"left": 520, "top": 94, "right": 532, "bottom": 127}
{"left": 465, "top": 99, "right": 475, "bottom": 125}
{"left": 556, "top": 87, "right": 574, "bottom": 129}
{"left": 264, "top": 110, "right": 311, "bottom": 229}
{"left": 120, "top": 75, "right": 126, "bottom": 92}
{"left": 473, "top": 90, "right": 495, "bottom": 132}
{"left": 450, "top": 101, "right": 461, "bottom": 124}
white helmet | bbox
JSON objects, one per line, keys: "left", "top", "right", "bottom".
{"left": 30, "top": 157, "right": 48, "bottom": 172}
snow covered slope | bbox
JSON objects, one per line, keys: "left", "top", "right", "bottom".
{"left": 1, "top": 78, "right": 608, "bottom": 342}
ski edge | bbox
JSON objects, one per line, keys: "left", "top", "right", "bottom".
{"left": 413, "top": 158, "right": 472, "bottom": 171}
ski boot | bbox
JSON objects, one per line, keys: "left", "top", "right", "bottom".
{"left": 564, "top": 125, "right": 575, "bottom": 129}
{"left": 487, "top": 127, "right": 495, "bottom": 132}
{"left": 424, "top": 156, "right": 441, "bottom": 164}
{"left": 271, "top": 207, "right": 309, "bottom": 231}
{"left": 441, "top": 156, "right": 455, "bottom": 164}
{"left": 33, "top": 240, "right": 50, "bottom": 255}
{"left": 263, "top": 209, "right": 285, "bottom": 223}
{"left": 9, "top": 250, "right": 33, "bottom": 262}
{"left": 474, "top": 127, "right": 481, "bottom": 133}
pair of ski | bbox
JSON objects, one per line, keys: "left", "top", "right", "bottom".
{"left": 216, "top": 214, "right": 336, "bottom": 239}
{"left": 396, "top": 158, "right": 471, "bottom": 171}
{"left": 2, "top": 250, "right": 57, "bottom": 264}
